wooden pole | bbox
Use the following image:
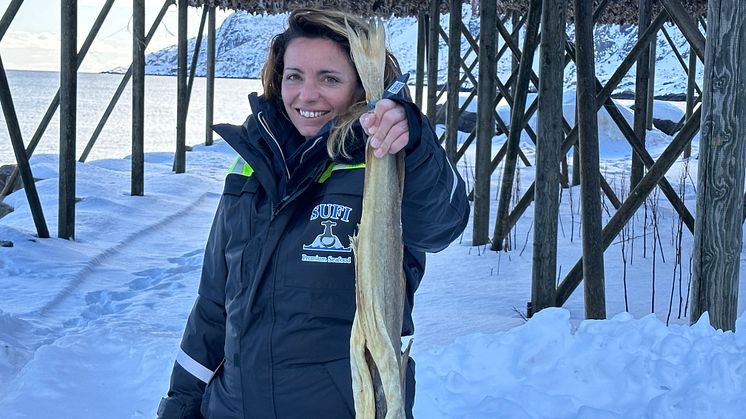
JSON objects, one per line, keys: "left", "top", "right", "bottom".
{"left": 690, "top": 0, "right": 746, "bottom": 331}
{"left": 660, "top": 25, "right": 701, "bottom": 97}
{"left": 415, "top": 10, "right": 426, "bottom": 108}
{"left": 426, "top": 0, "right": 440, "bottom": 123}
{"left": 646, "top": 34, "right": 657, "bottom": 130}
{"left": 0, "top": 57, "right": 49, "bottom": 238}
{"left": 445, "top": 0, "right": 461, "bottom": 164}
{"left": 79, "top": 0, "right": 174, "bottom": 163}
{"left": 574, "top": 0, "right": 605, "bottom": 319}
{"left": 205, "top": 4, "right": 215, "bottom": 146}
{"left": 186, "top": 6, "right": 208, "bottom": 115}
{"left": 472, "top": 0, "right": 496, "bottom": 246}
{"left": 660, "top": 0, "right": 706, "bottom": 62}
{"left": 510, "top": 11, "right": 519, "bottom": 98}
{"left": 59, "top": 0, "right": 77, "bottom": 240}
{"left": 132, "top": 0, "right": 145, "bottom": 196}
{"left": 631, "top": 0, "right": 652, "bottom": 189}
{"left": 491, "top": 0, "right": 541, "bottom": 251}
{"left": 531, "top": 0, "right": 566, "bottom": 314}
{"left": 683, "top": 48, "right": 697, "bottom": 158}
{"left": 175, "top": 0, "right": 187, "bottom": 173}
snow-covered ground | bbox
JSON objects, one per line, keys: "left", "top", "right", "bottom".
{"left": 1, "top": 98, "right": 745, "bottom": 418}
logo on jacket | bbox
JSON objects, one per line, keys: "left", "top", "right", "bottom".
{"left": 302, "top": 203, "right": 353, "bottom": 264}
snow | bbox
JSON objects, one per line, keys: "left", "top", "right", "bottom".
{"left": 1, "top": 99, "right": 746, "bottom": 418}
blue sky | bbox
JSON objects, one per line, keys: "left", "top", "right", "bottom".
{"left": 0, "top": 0, "right": 231, "bottom": 72}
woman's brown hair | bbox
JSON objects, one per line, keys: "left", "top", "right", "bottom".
{"left": 260, "top": 8, "right": 404, "bottom": 158}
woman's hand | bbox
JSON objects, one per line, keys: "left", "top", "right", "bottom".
{"left": 359, "top": 99, "right": 409, "bottom": 158}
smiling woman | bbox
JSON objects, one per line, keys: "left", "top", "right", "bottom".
{"left": 156, "top": 8, "right": 470, "bottom": 419}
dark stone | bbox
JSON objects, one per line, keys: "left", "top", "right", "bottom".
{"left": 0, "top": 201, "right": 13, "bottom": 219}
{"left": 653, "top": 118, "right": 681, "bottom": 136}
{"left": 0, "top": 240, "right": 13, "bottom": 247}
{"left": 0, "top": 165, "right": 23, "bottom": 195}
{"left": 433, "top": 104, "right": 504, "bottom": 135}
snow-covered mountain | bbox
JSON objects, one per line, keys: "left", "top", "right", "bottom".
{"left": 138, "top": 6, "right": 703, "bottom": 96}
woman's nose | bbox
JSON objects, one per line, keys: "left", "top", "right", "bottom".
{"left": 299, "top": 82, "right": 320, "bottom": 101}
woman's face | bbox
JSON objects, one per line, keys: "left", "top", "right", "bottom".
{"left": 281, "top": 37, "right": 362, "bottom": 138}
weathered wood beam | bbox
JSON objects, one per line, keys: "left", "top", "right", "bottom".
{"left": 684, "top": 48, "right": 698, "bottom": 158}
{"left": 426, "top": 0, "right": 440, "bottom": 125}
{"left": 445, "top": 0, "right": 462, "bottom": 164}
{"left": 0, "top": 0, "right": 23, "bottom": 42}
{"left": 132, "top": 0, "right": 145, "bottom": 196}
{"left": 660, "top": 25, "right": 702, "bottom": 96}
{"left": 472, "top": 0, "right": 496, "bottom": 246}
{"left": 186, "top": 5, "right": 208, "bottom": 114}
{"left": 492, "top": 0, "right": 541, "bottom": 251}
{"left": 175, "top": 0, "right": 188, "bottom": 173}
{"left": 597, "top": 10, "right": 669, "bottom": 107}
{"left": 646, "top": 27, "right": 656, "bottom": 130}
{"left": 574, "top": 0, "right": 606, "bottom": 319}
{"left": 0, "top": 56, "right": 49, "bottom": 238}
{"left": 601, "top": 97, "right": 696, "bottom": 232}
{"left": 659, "top": 0, "right": 706, "bottom": 61}
{"left": 532, "top": 0, "right": 566, "bottom": 314}
{"left": 59, "top": 0, "right": 77, "bottom": 240}
{"left": 415, "top": 10, "right": 426, "bottom": 108}
{"left": 205, "top": 4, "right": 216, "bottom": 146}
{"left": 630, "top": 0, "right": 652, "bottom": 188}
{"left": 690, "top": 0, "right": 746, "bottom": 332}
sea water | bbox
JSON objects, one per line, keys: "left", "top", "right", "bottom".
{"left": 0, "top": 70, "right": 263, "bottom": 167}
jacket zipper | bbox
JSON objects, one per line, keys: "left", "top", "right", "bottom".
{"left": 257, "top": 112, "right": 291, "bottom": 180}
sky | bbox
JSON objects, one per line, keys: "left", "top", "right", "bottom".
{"left": 0, "top": 0, "right": 232, "bottom": 72}
{"left": 1, "top": 96, "right": 745, "bottom": 418}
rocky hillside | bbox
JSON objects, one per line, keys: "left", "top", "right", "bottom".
{"left": 138, "top": 6, "right": 703, "bottom": 96}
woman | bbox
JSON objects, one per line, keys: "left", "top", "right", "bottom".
{"left": 157, "top": 8, "right": 469, "bottom": 419}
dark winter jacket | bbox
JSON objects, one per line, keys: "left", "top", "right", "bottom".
{"left": 157, "top": 79, "right": 470, "bottom": 419}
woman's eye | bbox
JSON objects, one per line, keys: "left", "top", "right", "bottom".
{"left": 285, "top": 74, "right": 300, "bottom": 81}
{"left": 323, "top": 76, "right": 340, "bottom": 84}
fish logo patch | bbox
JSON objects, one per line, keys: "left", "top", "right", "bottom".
{"left": 302, "top": 203, "right": 353, "bottom": 264}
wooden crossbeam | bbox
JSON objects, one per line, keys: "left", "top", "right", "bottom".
{"left": 0, "top": 56, "right": 49, "bottom": 238}
{"left": 1, "top": 0, "right": 116, "bottom": 197}
{"left": 556, "top": 107, "right": 702, "bottom": 306}
{"left": 79, "top": 0, "right": 174, "bottom": 163}
{"left": 492, "top": 0, "right": 542, "bottom": 251}
{"left": 496, "top": 0, "right": 656, "bottom": 252}
{"left": 0, "top": 0, "right": 23, "bottom": 42}
{"left": 597, "top": 10, "right": 669, "bottom": 106}
{"left": 660, "top": 0, "right": 705, "bottom": 61}
{"left": 660, "top": 25, "right": 702, "bottom": 96}
{"left": 186, "top": 6, "right": 209, "bottom": 115}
